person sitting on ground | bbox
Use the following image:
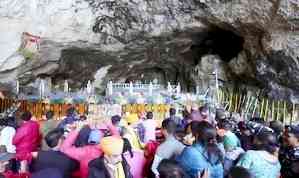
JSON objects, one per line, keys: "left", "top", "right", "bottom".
{"left": 178, "top": 121, "right": 224, "bottom": 178}
{"left": 280, "top": 125, "right": 299, "bottom": 178}
{"left": 237, "top": 131, "right": 281, "bottom": 178}
{"left": 13, "top": 111, "right": 40, "bottom": 161}
{"left": 30, "top": 128, "right": 78, "bottom": 178}
{"left": 60, "top": 120, "right": 119, "bottom": 178}
{"left": 57, "top": 107, "right": 79, "bottom": 129}
{"left": 151, "top": 119, "right": 185, "bottom": 176}
{"left": 88, "top": 136, "right": 132, "bottom": 178}
{"left": 0, "top": 117, "right": 17, "bottom": 153}
{"left": 228, "top": 166, "right": 252, "bottom": 178}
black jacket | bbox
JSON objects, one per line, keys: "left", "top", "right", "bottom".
{"left": 30, "top": 150, "right": 79, "bottom": 178}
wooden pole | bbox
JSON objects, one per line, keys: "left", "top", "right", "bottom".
{"left": 235, "top": 93, "right": 238, "bottom": 112}
{"left": 252, "top": 98, "right": 258, "bottom": 118}
{"left": 245, "top": 96, "right": 253, "bottom": 116}
{"left": 215, "top": 67, "right": 219, "bottom": 105}
{"left": 244, "top": 96, "right": 248, "bottom": 113}
{"left": 222, "top": 90, "right": 225, "bottom": 104}
{"left": 219, "top": 89, "right": 223, "bottom": 105}
{"left": 4, "top": 99, "right": 7, "bottom": 112}
{"left": 229, "top": 92, "right": 233, "bottom": 112}
{"left": 283, "top": 101, "right": 287, "bottom": 124}
{"left": 271, "top": 100, "right": 275, "bottom": 121}
{"left": 276, "top": 101, "right": 280, "bottom": 121}
{"left": 238, "top": 94, "right": 245, "bottom": 113}
{"left": 0, "top": 99, "right": 2, "bottom": 113}
{"left": 264, "top": 99, "right": 269, "bottom": 122}
{"left": 291, "top": 103, "right": 295, "bottom": 125}
{"left": 260, "top": 98, "right": 265, "bottom": 119}
{"left": 245, "top": 95, "right": 252, "bottom": 113}
{"left": 223, "top": 91, "right": 228, "bottom": 110}
{"left": 223, "top": 90, "right": 226, "bottom": 105}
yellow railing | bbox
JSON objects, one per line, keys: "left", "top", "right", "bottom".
{"left": 0, "top": 99, "right": 88, "bottom": 121}
{"left": 218, "top": 89, "right": 298, "bottom": 124}
{"left": 122, "top": 104, "right": 171, "bottom": 114}
{"left": 0, "top": 98, "right": 14, "bottom": 113}
{"left": 1, "top": 93, "right": 298, "bottom": 124}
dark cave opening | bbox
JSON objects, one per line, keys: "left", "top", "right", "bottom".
{"left": 124, "top": 67, "right": 167, "bottom": 85}
{"left": 49, "top": 47, "right": 117, "bottom": 89}
{"left": 190, "top": 27, "right": 244, "bottom": 64}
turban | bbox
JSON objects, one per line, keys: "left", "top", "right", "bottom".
{"left": 125, "top": 113, "right": 139, "bottom": 125}
{"left": 100, "top": 136, "right": 124, "bottom": 156}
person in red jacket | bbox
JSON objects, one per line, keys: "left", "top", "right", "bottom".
{"left": 13, "top": 112, "right": 40, "bottom": 162}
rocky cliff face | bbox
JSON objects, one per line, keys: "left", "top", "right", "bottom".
{"left": 0, "top": 0, "right": 298, "bottom": 101}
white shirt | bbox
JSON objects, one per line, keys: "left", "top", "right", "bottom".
{"left": 142, "top": 119, "right": 157, "bottom": 143}
{"left": 0, "top": 126, "right": 16, "bottom": 153}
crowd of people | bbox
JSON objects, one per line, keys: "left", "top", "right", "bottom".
{"left": 0, "top": 104, "right": 298, "bottom": 178}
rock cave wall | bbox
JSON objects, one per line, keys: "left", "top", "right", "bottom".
{"left": 0, "top": 0, "right": 298, "bottom": 101}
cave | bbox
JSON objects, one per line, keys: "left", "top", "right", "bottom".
{"left": 49, "top": 47, "right": 118, "bottom": 89}
{"left": 190, "top": 27, "right": 245, "bottom": 64}
{"left": 124, "top": 67, "right": 167, "bottom": 84}
{"left": 40, "top": 27, "right": 246, "bottom": 93}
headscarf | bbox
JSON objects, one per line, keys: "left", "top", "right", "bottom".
{"left": 125, "top": 113, "right": 139, "bottom": 125}
{"left": 100, "top": 136, "right": 124, "bottom": 156}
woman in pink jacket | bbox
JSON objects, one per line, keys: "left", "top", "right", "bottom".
{"left": 60, "top": 121, "right": 119, "bottom": 178}
{"left": 13, "top": 112, "right": 41, "bottom": 162}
